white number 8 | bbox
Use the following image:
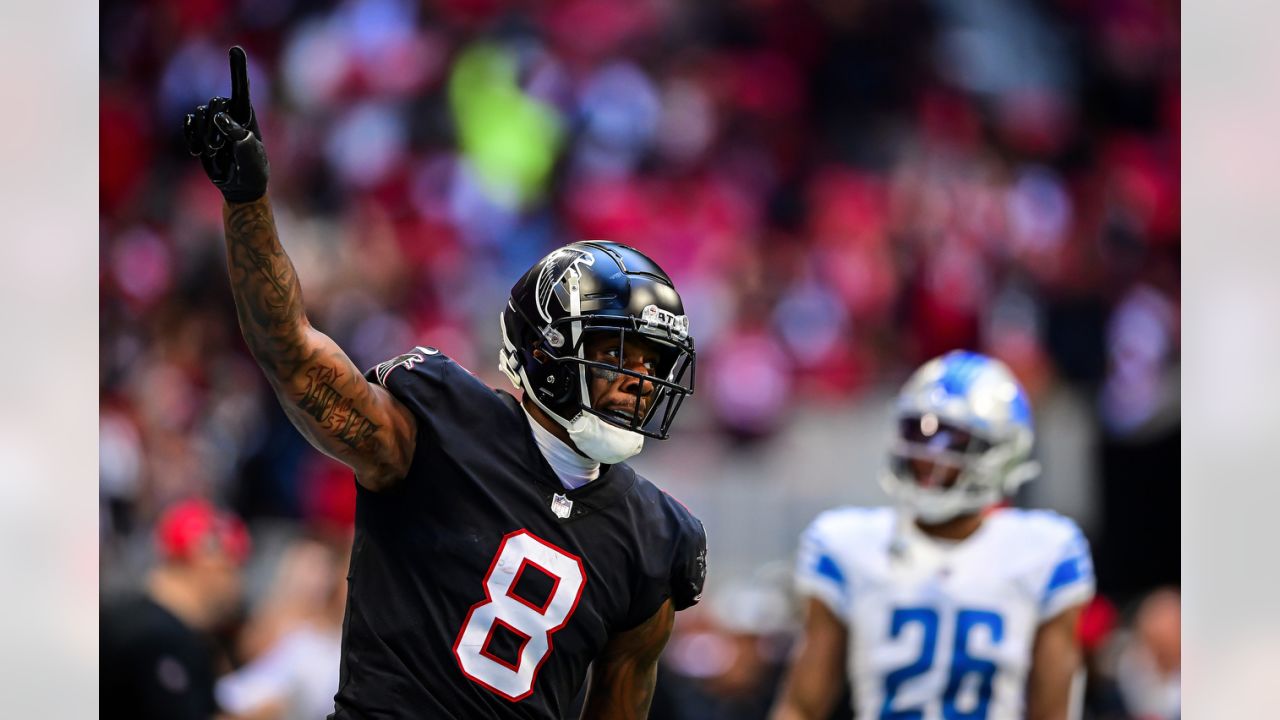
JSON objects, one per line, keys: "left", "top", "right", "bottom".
{"left": 451, "top": 529, "right": 587, "bottom": 701}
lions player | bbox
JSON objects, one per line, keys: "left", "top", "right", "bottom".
{"left": 771, "top": 351, "right": 1094, "bottom": 720}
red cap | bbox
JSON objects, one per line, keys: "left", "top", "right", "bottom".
{"left": 1077, "top": 594, "right": 1119, "bottom": 654}
{"left": 155, "top": 499, "right": 251, "bottom": 565}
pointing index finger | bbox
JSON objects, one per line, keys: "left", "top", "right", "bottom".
{"left": 228, "top": 46, "right": 251, "bottom": 121}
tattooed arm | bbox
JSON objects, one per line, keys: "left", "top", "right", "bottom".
{"left": 223, "top": 196, "right": 416, "bottom": 491}
{"left": 186, "top": 48, "right": 414, "bottom": 490}
{"left": 579, "top": 600, "right": 675, "bottom": 719}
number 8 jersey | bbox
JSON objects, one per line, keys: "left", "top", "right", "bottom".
{"left": 795, "top": 506, "right": 1094, "bottom": 720}
{"left": 329, "top": 348, "right": 707, "bottom": 719}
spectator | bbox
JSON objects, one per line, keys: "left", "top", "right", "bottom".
{"left": 1113, "top": 588, "right": 1181, "bottom": 720}
{"left": 101, "top": 499, "right": 250, "bottom": 720}
{"left": 215, "top": 535, "right": 349, "bottom": 720}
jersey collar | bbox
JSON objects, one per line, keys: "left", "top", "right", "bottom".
{"left": 502, "top": 391, "right": 638, "bottom": 518}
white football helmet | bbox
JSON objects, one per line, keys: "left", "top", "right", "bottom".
{"left": 881, "top": 351, "right": 1040, "bottom": 523}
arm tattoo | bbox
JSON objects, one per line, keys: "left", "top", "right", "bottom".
{"left": 223, "top": 198, "right": 387, "bottom": 459}
{"left": 220, "top": 196, "right": 415, "bottom": 488}
{"left": 298, "top": 364, "right": 381, "bottom": 451}
{"left": 224, "top": 199, "right": 309, "bottom": 376}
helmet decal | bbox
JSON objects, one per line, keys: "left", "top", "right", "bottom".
{"left": 535, "top": 247, "right": 594, "bottom": 323}
{"left": 937, "top": 350, "right": 987, "bottom": 397}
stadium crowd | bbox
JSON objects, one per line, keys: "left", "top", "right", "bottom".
{"left": 100, "top": 0, "right": 1179, "bottom": 717}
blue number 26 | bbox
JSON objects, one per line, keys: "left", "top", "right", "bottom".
{"left": 880, "top": 607, "right": 1004, "bottom": 720}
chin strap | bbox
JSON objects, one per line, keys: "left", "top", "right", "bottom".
{"left": 517, "top": 365, "right": 644, "bottom": 464}
{"left": 502, "top": 288, "right": 645, "bottom": 465}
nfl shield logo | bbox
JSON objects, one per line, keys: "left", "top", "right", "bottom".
{"left": 551, "top": 493, "right": 573, "bottom": 519}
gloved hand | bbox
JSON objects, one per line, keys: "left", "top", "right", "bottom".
{"left": 183, "top": 46, "right": 269, "bottom": 203}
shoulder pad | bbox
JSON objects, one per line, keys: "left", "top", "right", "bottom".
{"left": 993, "top": 508, "right": 1085, "bottom": 548}
{"left": 364, "top": 345, "right": 511, "bottom": 442}
{"left": 994, "top": 509, "right": 1095, "bottom": 619}
{"left": 807, "top": 506, "right": 895, "bottom": 549}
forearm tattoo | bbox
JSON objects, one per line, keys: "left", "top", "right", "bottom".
{"left": 224, "top": 199, "right": 307, "bottom": 375}
{"left": 223, "top": 198, "right": 381, "bottom": 456}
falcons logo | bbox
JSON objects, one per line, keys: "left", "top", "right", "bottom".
{"left": 374, "top": 346, "right": 435, "bottom": 385}
{"left": 534, "top": 247, "right": 595, "bottom": 323}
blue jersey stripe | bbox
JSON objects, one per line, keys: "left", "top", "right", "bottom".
{"left": 1043, "top": 553, "right": 1092, "bottom": 598}
{"left": 815, "top": 553, "right": 846, "bottom": 590}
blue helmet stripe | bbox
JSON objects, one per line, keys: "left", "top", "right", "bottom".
{"left": 1009, "top": 386, "right": 1032, "bottom": 425}
{"left": 938, "top": 351, "right": 986, "bottom": 397}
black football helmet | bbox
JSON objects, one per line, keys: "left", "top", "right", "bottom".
{"left": 499, "top": 241, "right": 696, "bottom": 440}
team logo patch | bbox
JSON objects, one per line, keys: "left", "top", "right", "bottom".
{"left": 374, "top": 346, "right": 435, "bottom": 385}
{"left": 550, "top": 493, "right": 573, "bottom": 519}
{"left": 692, "top": 547, "right": 707, "bottom": 601}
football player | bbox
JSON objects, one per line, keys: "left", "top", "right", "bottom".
{"left": 183, "top": 47, "right": 706, "bottom": 719}
{"left": 770, "top": 351, "right": 1094, "bottom": 720}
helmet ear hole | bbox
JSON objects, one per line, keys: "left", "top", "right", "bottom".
{"left": 535, "top": 365, "right": 578, "bottom": 409}
{"left": 526, "top": 345, "right": 578, "bottom": 410}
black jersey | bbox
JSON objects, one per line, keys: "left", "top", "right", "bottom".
{"left": 100, "top": 594, "right": 221, "bottom": 720}
{"left": 330, "top": 346, "right": 707, "bottom": 719}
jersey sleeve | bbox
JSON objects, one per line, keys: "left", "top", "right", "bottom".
{"left": 794, "top": 513, "right": 851, "bottom": 619}
{"left": 670, "top": 515, "right": 707, "bottom": 611}
{"left": 619, "top": 489, "right": 707, "bottom": 629}
{"left": 364, "top": 345, "right": 508, "bottom": 451}
{"left": 365, "top": 346, "right": 449, "bottom": 404}
{"left": 1038, "top": 521, "right": 1096, "bottom": 621}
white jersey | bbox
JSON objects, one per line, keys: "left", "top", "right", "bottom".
{"left": 795, "top": 506, "right": 1094, "bottom": 720}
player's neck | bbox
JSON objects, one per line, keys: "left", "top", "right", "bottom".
{"left": 521, "top": 396, "right": 601, "bottom": 490}
{"left": 914, "top": 511, "right": 985, "bottom": 542}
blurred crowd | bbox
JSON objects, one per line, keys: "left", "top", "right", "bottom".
{"left": 100, "top": 0, "right": 1179, "bottom": 717}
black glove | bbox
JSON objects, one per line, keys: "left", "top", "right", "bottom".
{"left": 183, "top": 46, "right": 269, "bottom": 203}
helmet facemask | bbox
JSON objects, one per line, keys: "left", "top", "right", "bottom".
{"left": 880, "top": 351, "right": 1040, "bottom": 523}
{"left": 504, "top": 304, "right": 695, "bottom": 441}
{"left": 498, "top": 242, "right": 697, "bottom": 463}
{"left": 886, "top": 414, "right": 996, "bottom": 521}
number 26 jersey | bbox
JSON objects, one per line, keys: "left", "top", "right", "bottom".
{"left": 330, "top": 348, "right": 707, "bottom": 719}
{"left": 795, "top": 506, "right": 1094, "bottom": 720}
